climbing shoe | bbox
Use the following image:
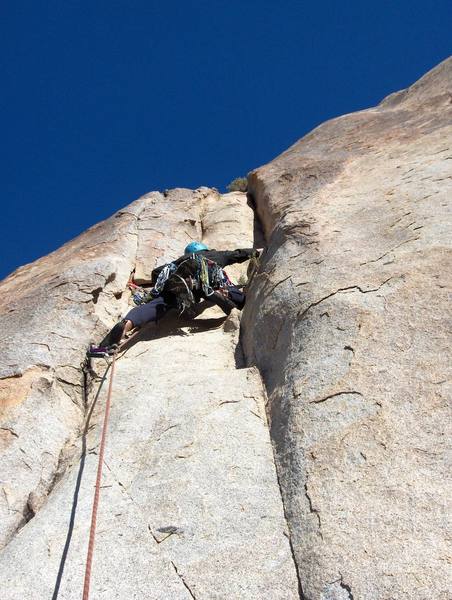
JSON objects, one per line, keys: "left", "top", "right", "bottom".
{"left": 87, "top": 344, "right": 117, "bottom": 358}
{"left": 99, "top": 321, "right": 126, "bottom": 348}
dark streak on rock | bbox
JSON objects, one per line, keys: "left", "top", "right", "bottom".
{"left": 339, "top": 574, "right": 354, "bottom": 599}
{"left": 30, "top": 342, "right": 51, "bottom": 351}
{"left": 147, "top": 524, "right": 159, "bottom": 544}
{"left": 298, "top": 277, "right": 393, "bottom": 319}
{"left": 171, "top": 561, "right": 197, "bottom": 599}
{"left": 359, "top": 237, "right": 419, "bottom": 265}
{"left": 91, "top": 287, "right": 102, "bottom": 304}
{"left": 155, "top": 424, "right": 179, "bottom": 442}
{"left": 310, "top": 391, "right": 363, "bottom": 404}
{"left": 304, "top": 483, "right": 323, "bottom": 540}
{"left": 265, "top": 275, "right": 292, "bottom": 298}
{"left": 270, "top": 452, "right": 306, "bottom": 599}
{"left": 250, "top": 409, "right": 263, "bottom": 420}
{"left": 0, "top": 427, "right": 19, "bottom": 438}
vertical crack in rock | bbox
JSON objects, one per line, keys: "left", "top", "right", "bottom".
{"left": 127, "top": 201, "right": 147, "bottom": 282}
{"left": 339, "top": 577, "right": 354, "bottom": 600}
{"left": 170, "top": 561, "right": 197, "bottom": 599}
{"left": 240, "top": 205, "right": 305, "bottom": 599}
{"left": 17, "top": 495, "right": 35, "bottom": 531}
{"left": 241, "top": 195, "right": 340, "bottom": 597}
{"left": 40, "top": 446, "right": 70, "bottom": 506}
{"left": 304, "top": 482, "right": 323, "bottom": 539}
{"left": 272, "top": 461, "right": 306, "bottom": 600}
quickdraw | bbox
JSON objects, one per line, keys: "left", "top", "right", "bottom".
{"left": 171, "top": 274, "right": 195, "bottom": 315}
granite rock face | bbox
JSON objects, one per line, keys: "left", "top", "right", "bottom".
{"left": 1, "top": 58, "right": 451, "bottom": 600}
{"left": 0, "top": 189, "right": 299, "bottom": 598}
{"left": 242, "top": 57, "right": 452, "bottom": 599}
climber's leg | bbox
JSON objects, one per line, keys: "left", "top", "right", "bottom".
{"left": 123, "top": 296, "right": 169, "bottom": 327}
{"left": 88, "top": 297, "right": 171, "bottom": 357}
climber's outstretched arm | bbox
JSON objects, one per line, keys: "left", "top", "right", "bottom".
{"left": 202, "top": 248, "right": 259, "bottom": 268}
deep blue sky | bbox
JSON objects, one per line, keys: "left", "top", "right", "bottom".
{"left": 2, "top": 1, "right": 451, "bottom": 279}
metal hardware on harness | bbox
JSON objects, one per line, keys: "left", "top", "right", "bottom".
{"left": 174, "top": 274, "right": 196, "bottom": 314}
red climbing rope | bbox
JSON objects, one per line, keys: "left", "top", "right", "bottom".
{"left": 82, "top": 352, "right": 117, "bottom": 600}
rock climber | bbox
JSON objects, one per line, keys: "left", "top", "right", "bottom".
{"left": 88, "top": 242, "right": 260, "bottom": 357}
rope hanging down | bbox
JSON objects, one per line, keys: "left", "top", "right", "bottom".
{"left": 82, "top": 351, "right": 117, "bottom": 600}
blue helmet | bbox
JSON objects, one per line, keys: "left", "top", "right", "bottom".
{"left": 184, "top": 241, "right": 208, "bottom": 254}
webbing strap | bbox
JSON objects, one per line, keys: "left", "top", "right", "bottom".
{"left": 82, "top": 352, "right": 117, "bottom": 600}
